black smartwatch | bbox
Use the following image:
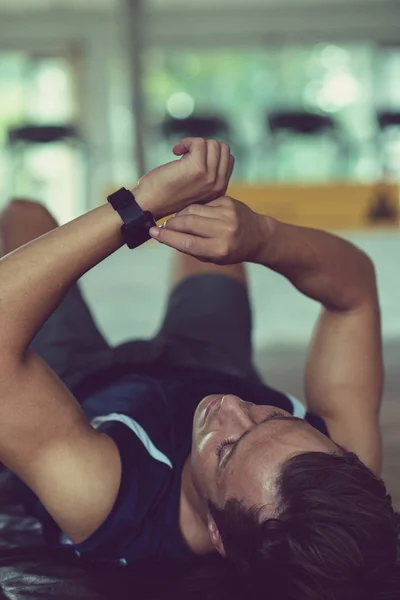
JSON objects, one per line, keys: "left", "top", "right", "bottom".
{"left": 107, "top": 187, "right": 156, "bottom": 249}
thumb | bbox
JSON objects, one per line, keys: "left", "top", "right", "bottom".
{"left": 172, "top": 143, "right": 190, "bottom": 157}
{"left": 172, "top": 137, "right": 206, "bottom": 157}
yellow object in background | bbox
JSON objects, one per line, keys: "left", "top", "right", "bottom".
{"left": 227, "top": 183, "right": 400, "bottom": 231}
{"left": 107, "top": 183, "right": 400, "bottom": 232}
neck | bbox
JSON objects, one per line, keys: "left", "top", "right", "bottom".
{"left": 179, "top": 455, "right": 215, "bottom": 556}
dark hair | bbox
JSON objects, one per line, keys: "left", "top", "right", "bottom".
{"left": 9, "top": 452, "right": 395, "bottom": 600}
{"left": 202, "top": 451, "right": 400, "bottom": 600}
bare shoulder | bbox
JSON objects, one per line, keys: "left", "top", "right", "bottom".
{"left": 0, "top": 351, "right": 122, "bottom": 544}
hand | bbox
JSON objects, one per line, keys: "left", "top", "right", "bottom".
{"left": 149, "top": 197, "right": 271, "bottom": 265}
{"left": 133, "top": 138, "right": 234, "bottom": 220}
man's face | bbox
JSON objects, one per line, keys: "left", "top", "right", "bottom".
{"left": 191, "top": 394, "right": 337, "bottom": 512}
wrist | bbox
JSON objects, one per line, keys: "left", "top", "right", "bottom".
{"left": 131, "top": 185, "right": 164, "bottom": 221}
{"left": 250, "top": 214, "right": 278, "bottom": 265}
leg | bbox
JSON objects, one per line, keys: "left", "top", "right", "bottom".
{"left": 154, "top": 252, "right": 259, "bottom": 379}
{"left": 170, "top": 253, "right": 247, "bottom": 288}
{"left": 0, "top": 198, "right": 59, "bottom": 253}
{"left": 0, "top": 199, "right": 113, "bottom": 391}
{"left": 112, "top": 252, "right": 257, "bottom": 379}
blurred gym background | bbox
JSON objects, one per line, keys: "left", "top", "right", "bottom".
{"left": 0, "top": 0, "right": 399, "bottom": 501}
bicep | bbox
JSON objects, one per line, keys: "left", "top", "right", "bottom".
{"left": 0, "top": 351, "right": 121, "bottom": 543}
{"left": 305, "top": 300, "right": 383, "bottom": 419}
{"left": 305, "top": 301, "right": 383, "bottom": 474}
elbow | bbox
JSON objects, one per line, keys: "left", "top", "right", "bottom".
{"left": 360, "top": 251, "right": 376, "bottom": 277}
{"left": 0, "top": 347, "right": 31, "bottom": 374}
{"left": 332, "top": 251, "right": 379, "bottom": 312}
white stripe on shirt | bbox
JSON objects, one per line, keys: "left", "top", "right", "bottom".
{"left": 91, "top": 413, "right": 173, "bottom": 469}
{"left": 285, "top": 394, "right": 307, "bottom": 419}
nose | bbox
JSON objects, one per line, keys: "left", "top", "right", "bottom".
{"left": 218, "top": 395, "right": 253, "bottom": 429}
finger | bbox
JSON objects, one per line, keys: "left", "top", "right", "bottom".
{"left": 207, "top": 196, "right": 233, "bottom": 208}
{"left": 149, "top": 226, "right": 213, "bottom": 259}
{"left": 221, "top": 154, "right": 235, "bottom": 196}
{"left": 172, "top": 137, "right": 206, "bottom": 157}
{"left": 172, "top": 143, "right": 190, "bottom": 157}
{"left": 216, "top": 143, "right": 232, "bottom": 194}
{"left": 228, "top": 154, "right": 235, "bottom": 182}
{"left": 173, "top": 137, "right": 207, "bottom": 174}
{"left": 204, "top": 196, "right": 239, "bottom": 218}
{"left": 164, "top": 214, "right": 223, "bottom": 238}
{"left": 175, "top": 203, "right": 222, "bottom": 219}
{"left": 206, "top": 140, "right": 221, "bottom": 181}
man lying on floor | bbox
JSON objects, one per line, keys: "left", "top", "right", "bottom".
{"left": 0, "top": 137, "right": 398, "bottom": 600}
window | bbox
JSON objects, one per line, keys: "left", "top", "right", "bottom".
{"left": 143, "top": 44, "right": 400, "bottom": 183}
{"left": 0, "top": 53, "right": 83, "bottom": 223}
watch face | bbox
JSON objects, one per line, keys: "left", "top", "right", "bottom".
{"left": 108, "top": 187, "right": 136, "bottom": 211}
{"left": 122, "top": 211, "right": 156, "bottom": 249}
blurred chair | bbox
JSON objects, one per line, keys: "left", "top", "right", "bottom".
{"left": 266, "top": 110, "right": 348, "bottom": 181}
{"left": 8, "top": 125, "right": 79, "bottom": 145}
{"left": 162, "top": 115, "right": 231, "bottom": 142}
{"left": 376, "top": 111, "right": 400, "bottom": 180}
{"left": 268, "top": 111, "right": 334, "bottom": 136}
{"left": 377, "top": 112, "right": 400, "bottom": 129}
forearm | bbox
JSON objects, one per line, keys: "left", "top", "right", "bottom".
{"left": 0, "top": 137, "right": 233, "bottom": 359}
{"left": 0, "top": 204, "right": 124, "bottom": 356}
{"left": 0, "top": 189, "right": 160, "bottom": 357}
{"left": 255, "top": 216, "right": 377, "bottom": 310}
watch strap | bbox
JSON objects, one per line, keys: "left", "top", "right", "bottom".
{"left": 107, "top": 187, "right": 143, "bottom": 223}
{"left": 121, "top": 212, "right": 157, "bottom": 249}
{"left": 107, "top": 187, "right": 156, "bottom": 249}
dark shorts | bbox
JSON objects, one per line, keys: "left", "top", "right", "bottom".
{"left": 31, "top": 274, "right": 259, "bottom": 392}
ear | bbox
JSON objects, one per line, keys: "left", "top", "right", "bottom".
{"left": 208, "top": 516, "right": 226, "bottom": 557}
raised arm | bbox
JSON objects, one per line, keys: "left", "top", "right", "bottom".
{"left": 152, "top": 197, "right": 383, "bottom": 474}
{"left": 0, "top": 139, "right": 233, "bottom": 543}
{"left": 0, "top": 139, "right": 233, "bottom": 357}
{"left": 255, "top": 213, "right": 383, "bottom": 475}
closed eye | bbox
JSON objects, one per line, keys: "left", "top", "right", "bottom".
{"left": 216, "top": 410, "right": 287, "bottom": 466}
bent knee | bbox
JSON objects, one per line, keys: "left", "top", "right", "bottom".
{"left": 3, "top": 199, "right": 58, "bottom": 226}
{"left": 6, "top": 198, "right": 46, "bottom": 213}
